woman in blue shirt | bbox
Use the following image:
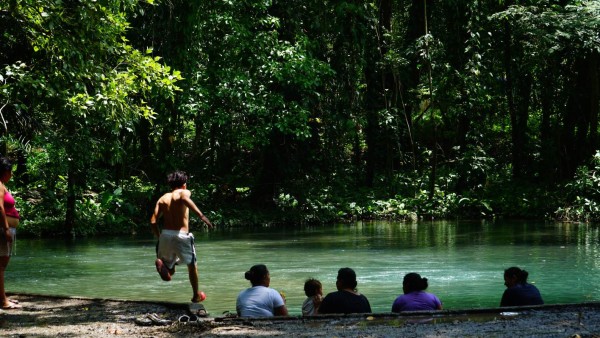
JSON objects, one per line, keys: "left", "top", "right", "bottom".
{"left": 236, "top": 264, "right": 288, "bottom": 317}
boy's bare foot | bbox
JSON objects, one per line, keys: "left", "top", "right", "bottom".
{"left": 155, "top": 258, "right": 172, "bottom": 281}
{"left": 191, "top": 291, "right": 206, "bottom": 303}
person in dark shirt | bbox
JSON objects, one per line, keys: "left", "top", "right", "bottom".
{"left": 500, "top": 266, "right": 544, "bottom": 307}
{"left": 318, "top": 267, "right": 371, "bottom": 314}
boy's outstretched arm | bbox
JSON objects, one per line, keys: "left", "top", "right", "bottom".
{"left": 182, "top": 191, "right": 214, "bottom": 229}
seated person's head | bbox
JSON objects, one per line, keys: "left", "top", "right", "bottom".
{"left": 402, "top": 272, "right": 429, "bottom": 293}
{"left": 304, "top": 278, "right": 323, "bottom": 297}
{"left": 245, "top": 264, "right": 270, "bottom": 287}
{"left": 504, "top": 266, "right": 528, "bottom": 288}
{"left": 336, "top": 267, "right": 357, "bottom": 291}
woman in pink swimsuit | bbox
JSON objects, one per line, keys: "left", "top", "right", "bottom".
{"left": 0, "top": 156, "right": 21, "bottom": 310}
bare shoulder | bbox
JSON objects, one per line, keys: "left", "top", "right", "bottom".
{"left": 177, "top": 189, "right": 192, "bottom": 199}
{"left": 157, "top": 192, "right": 173, "bottom": 204}
{"left": 168, "top": 189, "right": 192, "bottom": 203}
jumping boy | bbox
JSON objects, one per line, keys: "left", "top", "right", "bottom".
{"left": 150, "top": 170, "right": 214, "bottom": 303}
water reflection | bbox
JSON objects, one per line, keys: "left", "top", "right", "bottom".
{"left": 5, "top": 220, "right": 600, "bottom": 315}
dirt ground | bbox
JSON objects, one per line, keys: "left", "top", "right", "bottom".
{"left": 2, "top": 293, "right": 600, "bottom": 337}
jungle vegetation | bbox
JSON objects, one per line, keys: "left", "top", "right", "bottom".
{"left": 1, "top": 0, "right": 600, "bottom": 237}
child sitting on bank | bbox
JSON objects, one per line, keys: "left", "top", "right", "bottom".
{"left": 302, "top": 278, "right": 323, "bottom": 316}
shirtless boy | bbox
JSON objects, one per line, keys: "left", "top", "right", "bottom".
{"left": 150, "top": 171, "right": 214, "bottom": 303}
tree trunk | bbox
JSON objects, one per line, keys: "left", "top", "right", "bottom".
{"left": 503, "top": 12, "right": 532, "bottom": 180}
{"left": 364, "top": 0, "right": 393, "bottom": 187}
{"left": 398, "top": 0, "right": 430, "bottom": 175}
{"left": 65, "top": 163, "right": 76, "bottom": 238}
{"left": 539, "top": 61, "right": 556, "bottom": 183}
{"left": 249, "top": 132, "right": 283, "bottom": 208}
{"left": 589, "top": 53, "right": 599, "bottom": 153}
{"left": 560, "top": 53, "right": 600, "bottom": 179}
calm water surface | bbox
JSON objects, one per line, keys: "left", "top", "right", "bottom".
{"left": 6, "top": 220, "right": 600, "bottom": 315}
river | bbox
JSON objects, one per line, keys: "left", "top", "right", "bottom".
{"left": 6, "top": 220, "right": 600, "bottom": 315}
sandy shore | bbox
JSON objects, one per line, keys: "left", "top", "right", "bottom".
{"left": 1, "top": 293, "right": 600, "bottom": 337}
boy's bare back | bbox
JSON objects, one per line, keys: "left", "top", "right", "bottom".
{"left": 151, "top": 185, "right": 213, "bottom": 237}
{"left": 156, "top": 189, "right": 192, "bottom": 232}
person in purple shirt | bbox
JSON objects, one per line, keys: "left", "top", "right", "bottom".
{"left": 500, "top": 266, "right": 544, "bottom": 307}
{"left": 391, "top": 273, "right": 443, "bottom": 312}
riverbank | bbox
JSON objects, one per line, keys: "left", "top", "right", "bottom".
{"left": 2, "top": 293, "right": 600, "bottom": 337}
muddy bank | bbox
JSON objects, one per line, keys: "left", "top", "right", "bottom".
{"left": 1, "top": 293, "right": 600, "bottom": 337}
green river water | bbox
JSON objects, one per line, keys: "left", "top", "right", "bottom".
{"left": 6, "top": 220, "right": 600, "bottom": 315}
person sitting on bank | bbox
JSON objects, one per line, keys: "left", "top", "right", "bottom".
{"left": 302, "top": 278, "right": 323, "bottom": 316}
{"left": 318, "top": 267, "right": 372, "bottom": 314}
{"left": 236, "top": 264, "right": 288, "bottom": 317}
{"left": 391, "top": 272, "right": 443, "bottom": 312}
{"left": 500, "top": 266, "right": 544, "bottom": 307}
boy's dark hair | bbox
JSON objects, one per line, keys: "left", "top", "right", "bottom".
{"left": 304, "top": 278, "right": 322, "bottom": 297}
{"left": 167, "top": 171, "right": 188, "bottom": 189}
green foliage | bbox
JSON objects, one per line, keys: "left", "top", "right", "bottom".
{"left": 453, "top": 142, "right": 497, "bottom": 194}
{"left": 19, "top": 172, "right": 156, "bottom": 237}
{"left": 491, "top": 1, "right": 600, "bottom": 56}
{"left": 556, "top": 152, "right": 600, "bottom": 222}
{"left": 182, "top": 0, "right": 333, "bottom": 146}
{"left": 3, "top": 0, "right": 600, "bottom": 235}
{"left": 2, "top": 0, "right": 182, "bottom": 234}
{"left": 264, "top": 167, "right": 497, "bottom": 224}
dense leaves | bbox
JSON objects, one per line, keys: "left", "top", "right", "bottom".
{"left": 1, "top": 0, "right": 600, "bottom": 236}
{"left": 1, "top": 0, "right": 181, "bottom": 235}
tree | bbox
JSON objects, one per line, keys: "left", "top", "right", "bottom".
{"left": 150, "top": 1, "right": 333, "bottom": 206}
{"left": 1, "top": 0, "right": 181, "bottom": 236}
{"left": 492, "top": 1, "right": 600, "bottom": 181}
